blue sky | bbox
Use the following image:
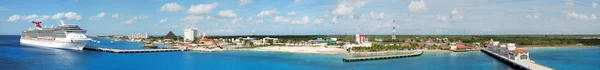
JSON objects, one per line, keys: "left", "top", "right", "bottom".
{"left": 0, "top": 0, "right": 599, "bottom": 35}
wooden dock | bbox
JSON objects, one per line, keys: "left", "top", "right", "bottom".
{"left": 83, "top": 47, "right": 188, "bottom": 53}
{"left": 343, "top": 51, "right": 423, "bottom": 62}
{"left": 481, "top": 49, "right": 553, "bottom": 70}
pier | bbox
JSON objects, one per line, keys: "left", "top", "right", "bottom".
{"left": 343, "top": 51, "right": 423, "bottom": 62}
{"left": 481, "top": 49, "right": 553, "bottom": 70}
{"left": 83, "top": 47, "right": 188, "bottom": 53}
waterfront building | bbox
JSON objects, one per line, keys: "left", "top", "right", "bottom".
{"left": 184, "top": 28, "right": 198, "bottom": 42}
{"left": 485, "top": 41, "right": 531, "bottom": 61}
{"left": 261, "top": 37, "right": 279, "bottom": 45}
{"left": 510, "top": 49, "right": 530, "bottom": 61}
{"left": 355, "top": 34, "right": 365, "bottom": 43}
{"left": 128, "top": 33, "right": 148, "bottom": 39}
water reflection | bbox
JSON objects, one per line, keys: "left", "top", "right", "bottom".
{"left": 19, "top": 45, "right": 86, "bottom": 70}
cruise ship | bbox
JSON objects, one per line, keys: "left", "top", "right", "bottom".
{"left": 20, "top": 21, "right": 91, "bottom": 50}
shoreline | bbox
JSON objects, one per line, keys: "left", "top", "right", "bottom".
{"left": 229, "top": 45, "right": 599, "bottom": 54}
{"left": 230, "top": 46, "right": 457, "bottom": 55}
{"left": 519, "top": 45, "right": 597, "bottom": 49}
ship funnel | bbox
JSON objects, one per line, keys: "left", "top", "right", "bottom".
{"left": 32, "top": 21, "right": 42, "bottom": 28}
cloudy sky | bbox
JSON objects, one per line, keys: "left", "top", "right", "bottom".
{"left": 0, "top": 0, "right": 599, "bottom": 35}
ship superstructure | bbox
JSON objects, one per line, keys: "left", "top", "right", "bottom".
{"left": 20, "top": 21, "right": 91, "bottom": 50}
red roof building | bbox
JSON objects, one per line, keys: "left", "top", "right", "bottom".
{"left": 456, "top": 46, "right": 469, "bottom": 49}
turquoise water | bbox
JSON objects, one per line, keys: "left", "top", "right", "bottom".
{"left": 0, "top": 35, "right": 598, "bottom": 70}
{"left": 528, "top": 47, "right": 600, "bottom": 70}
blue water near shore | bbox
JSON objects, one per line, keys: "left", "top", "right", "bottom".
{"left": 0, "top": 35, "right": 598, "bottom": 70}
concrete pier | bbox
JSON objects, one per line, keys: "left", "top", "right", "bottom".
{"left": 481, "top": 49, "right": 553, "bottom": 70}
{"left": 343, "top": 51, "right": 423, "bottom": 62}
{"left": 83, "top": 47, "right": 188, "bottom": 53}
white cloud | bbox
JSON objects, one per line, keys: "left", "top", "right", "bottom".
{"left": 369, "top": 12, "right": 384, "bottom": 20}
{"left": 160, "top": 18, "right": 169, "bottom": 23}
{"left": 232, "top": 18, "right": 242, "bottom": 24}
{"left": 6, "top": 14, "right": 50, "bottom": 22}
{"left": 359, "top": 14, "right": 369, "bottom": 23}
{"left": 436, "top": 8, "right": 463, "bottom": 22}
{"left": 331, "top": 1, "right": 366, "bottom": 16}
{"left": 408, "top": 0, "right": 428, "bottom": 13}
{"left": 287, "top": 11, "right": 296, "bottom": 16}
{"left": 112, "top": 14, "right": 120, "bottom": 19}
{"left": 255, "top": 20, "right": 264, "bottom": 24}
{"left": 123, "top": 16, "right": 148, "bottom": 24}
{"left": 88, "top": 12, "right": 106, "bottom": 20}
{"left": 247, "top": 17, "right": 253, "bottom": 22}
{"left": 564, "top": 11, "right": 597, "bottom": 21}
{"left": 593, "top": 2, "right": 598, "bottom": 8}
{"left": 526, "top": 14, "right": 540, "bottom": 20}
{"left": 24, "top": 15, "right": 50, "bottom": 21}
{"left": 526, "top": 11, "right": 541, "bottom": 20}
{"left": 238, "top": 0, "right": 252, "bottom": 6}
{"left": 313, "top": 18, "right": 324, "bottom": 24}
{"left": 218, "top": 10, "right": 237, "bottom": 18}
{"left": 483, "top": 28, "right": 493, "bottom": 32}
{"left": 187, "top": 2, "right": 218, "bottom": 15}
{"left": 160, "top": 3, "right": 185, "bottom": 12}
{"left": 436, "top": 14, "right": 448, "bottom": 22}
{"left": 257, "top": 9, "right": 279, "bottom": 17}
{"left": 181, "top": 16, "right": 212, "bottom": 24}
{"left": 331, "top": 3, "right": 354, "bottom": 16}
{"left": 331, "top": 16, "right": 339, "bottom": 24}
{"left": 565, "top": 0, "right": 574, "bottom": 7}
{"left": 294, "top": 0, "right": 301, "bottom": 4}
{"left": 373, "top": 23, "right": 393, "bottom": 30}
{"left": 274, "top": 16, "right": 291, "bottom": 23}
{"left": 6, "top": 15, "right": 21, "bottom": 22}
{"left": 52, "top": 12, "right": 82, "bottom": 20}
{"left": 216, "top": 19, "right": 227, "bottom": 22}
{"left": 291, "top": 16, "right": 309, "bottom": 24}
{"left": 451, "top": 8, "right": 463, "bottom": 20}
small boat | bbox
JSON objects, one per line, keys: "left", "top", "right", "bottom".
{"left": 142, "top": 43, "right": 158, "bottom": 49}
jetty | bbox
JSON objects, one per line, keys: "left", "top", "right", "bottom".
{"left": 83, "top": 47, "right": 188, "bottom": 53}
{"left": 481, "top": 49, "right": 553, "bottom": 70}
{"left": 343, "top": 50, "right": 423, "bottom": 62}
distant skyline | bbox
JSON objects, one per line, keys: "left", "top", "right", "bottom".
{"left": 1, "top": 0, "right": 599, "bottom": 35}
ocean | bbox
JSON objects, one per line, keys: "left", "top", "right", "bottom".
{"left": 0, "top": 35, "right": 598, "bottom": 70}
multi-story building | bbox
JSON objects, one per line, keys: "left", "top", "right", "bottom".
{"left": 128, "top": 33, "right": 148, "bottom": 39}
{"left": 184, "top": 28, "right": 198, "bottom": 42}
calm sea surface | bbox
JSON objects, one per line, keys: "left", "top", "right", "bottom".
{"left": 0, "top": 35, "right": 598, "bottom": 70}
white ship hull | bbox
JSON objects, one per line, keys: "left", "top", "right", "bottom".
{"left": 20, "top": 39, "right": 90, "bottom": 50}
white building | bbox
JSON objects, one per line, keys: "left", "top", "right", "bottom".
{"left": 128, "top": 33, "right": 148, "bottom": 39}
{"left": 184, "top": 28, "right": 198, "bottom": 42}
